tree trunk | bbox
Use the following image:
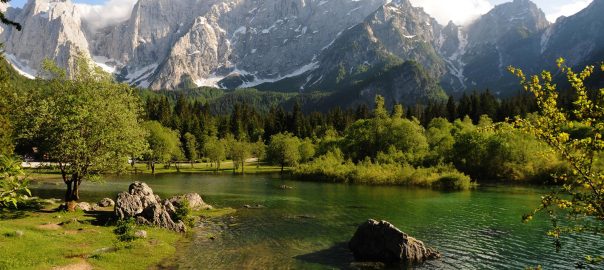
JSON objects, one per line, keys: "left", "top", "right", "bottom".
{"left": 151, "top": 161, "right": 156, "bottom": 174}
{"left": 242, "top": 160, "right": 245, "bottom": 175}
{"left": 64, "top": 175, "right": 80, "bottom": 211}
{"left": 191, "top": 160, "right": 194, "bottom": 169}
{"left": 281, "top": 163, "right": 284, "bottom": 175}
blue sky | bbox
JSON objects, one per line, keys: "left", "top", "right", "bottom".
{"left": 7, "top": 0, "right": 594, "bottom": 25}
{"left": 10, "top": 0, "right": 102, "bottom": 7}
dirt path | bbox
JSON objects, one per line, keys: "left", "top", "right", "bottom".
{"left": 53, "top": 260, "right": 93, "bottom": 270}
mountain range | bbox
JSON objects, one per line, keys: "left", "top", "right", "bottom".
{"left": 1, "top": 0, "right": 603, "bottom": 106}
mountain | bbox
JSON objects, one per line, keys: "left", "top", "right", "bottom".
{"left": 460, "top": 0, "right": 550, "bottom": 93}
{"left": 541, "top": 0, "right": 604, "bottom": 68}
{"left": 1, "top": 0, "right": 603, "bottom": 104}
{"left": 1, "top": 0, "right": 90, "bottom": 78}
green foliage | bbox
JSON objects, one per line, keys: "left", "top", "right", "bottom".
{"left": 114, "top": 218, "right": 137, "bottom": 242}
{"left": 174, "top": 200, "right": 195, "bottom": 228}
{"left": 298, "top": 138, "right": 316, "bottom": 163}
{"left": 183, "top": 132, "right": 198, "bottom": 162}
{"left": 267, "top": 133, "right": 302, "bottom": 172}
{"left": 343, "top": 96, "right": 428, "bottom": 164}
{"left": 23, "top": 56, "right": 147, "bottom": 203}
{"left": 509, "top": 59, "right": 604, "bottom": 255}
{"left": 203, "top": 136, "right": 226, "bottom": 171}
{"left": 0, "top": 155, "right": 30, "bottom": 208}
{"left": 142, "top": 121, "right": 182, "bottom": 164}
{"left": 451, "top": 119, "right": 561, "bottom": 182}
{"left": 229, "top": 140, "right": 252, "bottom": 173}
{"left": 293, "top": 150, "right": 471, "bottom": 189}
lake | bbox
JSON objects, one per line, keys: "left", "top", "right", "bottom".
{"left": 30, "top": 174, "right": 604, "bottom": 269}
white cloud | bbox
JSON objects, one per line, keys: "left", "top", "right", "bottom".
{"left": 76, "top": 0, "right": 138, "bottom": 31}
{"left": 545, "top": 0, "right": 592, "bottom": 22}
{"left": 409, "top": 0, "right": 493, "bottom": 25}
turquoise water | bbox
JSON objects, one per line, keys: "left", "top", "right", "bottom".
{"left": 30, "top": 174, "right": 604, "bottom": 269}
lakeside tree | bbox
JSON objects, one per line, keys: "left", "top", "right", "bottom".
{"left": 26, "top": 57, "right": 147, "bottom": 210}
{"left": 343, "top": 95, "right": 428, "bottom": 164}
{"left": 183, "top": 132, "right": 198, "bottom": 168}
{"left": 203, "top": 136, "right": 225, "bottom": 171}
{"left": 252, "top": 139, "right": 266, "bottom": 168}
{"left": 267, "top": 132, "right": 301, "bottom": 174}
{"left": 142, "top": 121, "right": 182, "bottom": 174}
{"left": 299, "top": 138, "right": 316, "bottom": 163}
{"left": 230, "top": 140, "right": 252, "bottom": 174}
{"left": 510, "top": 59, "right": 604, "bottom": 262}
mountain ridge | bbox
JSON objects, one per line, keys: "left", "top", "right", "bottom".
{"left": 1, "top": 0, "right": 602, "bottom": 101}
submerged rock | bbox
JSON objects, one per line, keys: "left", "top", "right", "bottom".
{"left": 349, "top": 219, "right": 440, "bottom": 265}
{"left": 114, "top": 182, "right": 186, "bottom": 232}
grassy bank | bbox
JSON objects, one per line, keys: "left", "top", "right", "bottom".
{"left": 0, "top": 200, "right": 235, "bottom": 270}
{"left": 293, "top": 152, "right": 473, "bottom": 190}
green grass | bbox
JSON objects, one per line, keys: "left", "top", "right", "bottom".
{"left": 25, "top": 161, "right": 289, "bottom": 183}
{"left": 0, "top": 201, "right": 233, "bottom": 270}
{"left": 125, "top": 161, "right": 286, "bottom": 175}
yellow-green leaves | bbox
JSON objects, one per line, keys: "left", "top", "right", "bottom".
{"left": 510, "top": 59, "right": 604, "bottom": 258}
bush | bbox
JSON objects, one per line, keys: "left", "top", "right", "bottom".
{"left": 114, "top": 218, "right": 137, "bottom": 242}
{"left": 432, "top": 172, "right": 473, "bottom": 190}
{"left": 0, "top": 155, "right": 30, "bottom": 208}
{"left": 174, "top": 200, "right": 195, "bottom": 228}
{"left": 294, "top": 152, "right": 472, "bottom": 190}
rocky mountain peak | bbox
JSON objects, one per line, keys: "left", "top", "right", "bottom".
{"left": 1, "top": 0, "right": 89, "bottom": 77}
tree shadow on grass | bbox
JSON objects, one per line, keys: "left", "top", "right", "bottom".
{"left": 0, "top": 199, "right": 48, "bottom": 219}
{"left": 83, "top": 210, "right": 116, "bottom": 226}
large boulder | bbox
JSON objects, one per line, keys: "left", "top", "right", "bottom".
{"left": 349, "top": 219, "right": 440, "bottom": 265}
{"left": 168, "top": 193, "right": 212, "bottom": 211}
{"left": 115, "top": 182, "right": 186, "bottom": 232}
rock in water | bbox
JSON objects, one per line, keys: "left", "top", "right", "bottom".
{"left": 115, "top": 182, "right": 186, "bottom": 232}
{"left": 98, "top": 198, "right": 115, "bottom": 207}
{"left": 349, "top": 219, "right": 440, "bottom": 264}
{"left": 168, "top": 193, "right": 212, "bottom": 210}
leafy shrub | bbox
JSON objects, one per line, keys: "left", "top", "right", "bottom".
{"left": 0, "top": 155, "right": 30, "bottom": 208}
{"left": 114, "top": 218, "right": 137, "bottom": 242}
{"left": 432, "top": 172, "right": 473, "bottom": 190}
{"left": 174, "top": 200, "right": 195, "bottom": 228}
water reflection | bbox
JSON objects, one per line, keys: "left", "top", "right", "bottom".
{"left": 30, "top": 174, "right": 604, "bottom": 269}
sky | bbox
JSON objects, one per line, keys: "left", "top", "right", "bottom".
{"left": 6, "top": 0, "right": 595, "bottom": 26}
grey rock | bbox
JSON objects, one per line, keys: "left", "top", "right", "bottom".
{"left": 114, "top": 181, "right": 186, "bottom": 232}
{"left": 134, "top": 230, "right": 147, "bottom": 239}
{"left": 76, "top": 202, "right": 92, "bottom": 211}
{"left": 168, "top": 193, "right": 212, "bottom": 211}
{"left": 98, "top": 198, "right": 115, "bottom": 207}
{"left": 349, "top": 219, "right": 440, "bottom": 264}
